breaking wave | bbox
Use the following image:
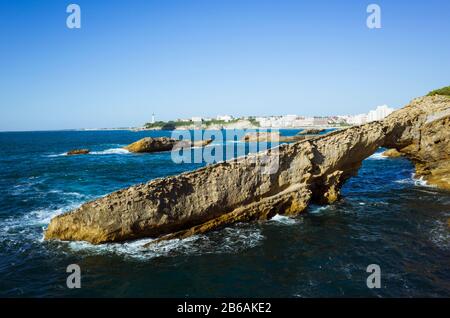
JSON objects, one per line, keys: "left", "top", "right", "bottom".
{"left": 90, "top": 148, "right": 130, "bottom": 155}
{"left": 269, "top": 214, "right": 299, "bottom": 225}
{"left": 367, "top": 152, "right": 387, "bottom": 160}
{"left": 66, "top": 224, "right": 265, "bottom": 260}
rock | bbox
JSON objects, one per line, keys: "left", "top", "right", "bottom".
{"left": 391, "top": 108, "right": 450, "bottom": 190}
{"left": 124, "top": 137, "right": 212, "bottom": 153}
{"left": 279, "top": 135, "right": 313, "bottom": 143}
{"left": 382, "top": 148, "right": 403, "bottom": 158}
{"left": 297, "top": 128, "right": 325, "bottom": 135}
{"left": 175, "top": 139, "right": 213, "bottom": 149}
{"left": 241, "top": 131, "right": 281, "bottom": 142}
{"left": 124, "top": 137, "right": 177, "bottom": 153}
{"left": 45, "top": 94, "right": 450, "bottom": 245}
{"left": 67, "top": 149, "right": 90, "bottom": 155}
{"left": 241, "top": 131, "right": 310, "bottom": 143}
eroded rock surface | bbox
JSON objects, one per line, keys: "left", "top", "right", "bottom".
{"left": 45, "top": 95, "right": 450, "bottom": 244}
{"left": 124, "top": 137, "right": 212, "bottom": 153}
{"left": 382, "top": 148, "right": 403, "bottom": 158}
{"left": 241, "top": 131, "right": 310, "bottom": 143}
{"left": 297, "top": 128, "right": 325, "bottom": 135}
{"left": 241, "top": 131, "right": 280, "bottom": 142}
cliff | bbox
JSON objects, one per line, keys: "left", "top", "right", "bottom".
{"left": 44, "top": 95, "right": 450, "bottom": 244}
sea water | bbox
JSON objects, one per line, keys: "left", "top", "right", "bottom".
{"left": 0, "top": 130, "right": 449, "bottom": 297}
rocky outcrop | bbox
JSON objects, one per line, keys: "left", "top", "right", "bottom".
{"left": 45, "top": 95, "right": 450, "bottom": 244}
{"left": 124, "top": 137, "right": 212, "bottom": 153}
{"left": 386, "top": 106, "right": 450, "bottom": 190}
{"left": 382, "top": 148, "right": 403, "bottom": 158}
{"left": 241, "top": 131, "right": 280, "bottom": 142}
{"left": 297, "top": 128, "right": 325, "bottom": 135}
{"left": 67, "top": 149, "right": 90, "bottom": 155}
{"left": 241, "top": 132, "right": 309, "bottom": 143}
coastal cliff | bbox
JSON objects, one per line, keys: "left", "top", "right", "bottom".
{"left": 44, "top": 95, "right": 450, "bottom": 244}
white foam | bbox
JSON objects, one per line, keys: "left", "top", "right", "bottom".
{"left": 46, "top": 153, "right": 67, "bottom": 157}
{"left": 65, "top": 224, "right": 264, "bottom": 260}
{"left": 367, "top": 152, "right": 387, "bottom": 160}
{"left": 429, "top": 218, "right": 450, "bottom": 250}
{"left": 10, "top": 179, "right": 44, "bottom": 195}
{"left": 270, "top": 214, "right": 298, "bottom": 225}
{"left": 412, "top": 175, "right": 436, "bottom": 188}
{"left": 0, "top": 202, "right": 83, "bottom": 244}
{"left": 308, "top": 205, "right": 330, "bottom": 214}
{"left": 90, "top": 148, "right": 130, "bottom": 155}
{"left": 395, "top": 174, "right": 437, "bottom": 188}
{"left": 46, "top": 147, "right": 130, "bottom": 157}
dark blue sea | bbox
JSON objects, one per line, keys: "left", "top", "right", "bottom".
{"left": 0, "top": 130, "right": 449, "bottom": 297}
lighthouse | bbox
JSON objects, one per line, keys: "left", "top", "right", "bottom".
{"left": 151, "top": 113, "right": 155, "bottom": 124}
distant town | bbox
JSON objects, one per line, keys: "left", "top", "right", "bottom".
{"left": 138, "top": 104, "right": 395, "bottom": 130}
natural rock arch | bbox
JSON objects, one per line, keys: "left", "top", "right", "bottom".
{"left": 44, "top": 95, "right": 450, "bottom": 245}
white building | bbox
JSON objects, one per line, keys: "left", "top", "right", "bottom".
{"left": 216, "top": 115, "right": 234, "bottom": 122}
{"left": 367, "top": 105, "right": 394, "bottom": 122}
{"left": 191, "top": 116, "right": 203, "bottom": 122}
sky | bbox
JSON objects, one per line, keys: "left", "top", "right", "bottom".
{"left": 0, "top": 0, "right": 449, "bottom": 131}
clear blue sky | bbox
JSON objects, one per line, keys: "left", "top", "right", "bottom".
{"left": 0, "top": 0, "right": 449, "bottom": 131}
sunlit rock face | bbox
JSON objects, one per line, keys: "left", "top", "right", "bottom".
{"left": 124, "top": 137, "right": 212, "bottom": 153}
{"left": 45, "top": 95, "right": 449, "bottom": 244}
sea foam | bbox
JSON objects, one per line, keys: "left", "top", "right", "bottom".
{"left": 66, "top": 224, "right": 264, "bottom": 260}
{"left": 270, "top": 214, "right": 298, "bottom": 225}
{"left": 367, "top": 152, "right": 387, "bottom": 160}
{"left": 90, "top": 148, "right": 130, "bottom": 155}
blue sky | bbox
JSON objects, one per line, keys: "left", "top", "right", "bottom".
{"left": 0, "top": 0, "right": 449, "bottom": 131}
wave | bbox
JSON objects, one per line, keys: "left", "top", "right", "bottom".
{"left": 395, "top": 174, "right": 437, "bottom": 188}
{"left": 46, "top": 153, "right": 67, "bottom": 157}
{"left": 308, "top": 205, "right": 331, "bottom": 214}
{"left": 0, "top": 202, "right": 83, "bottom": 245}
{"left": 429, "top": 218, "right": 450, "bottom": 250}
{"left": 90, "top": 148, "right": 130, "bottom": 155}
{"left": 48, "top": 190, "right": 87, "bottom": 199}
{"left": 10, "top": 178, "right": 45, "bottom": 196}
{"left": 46, "top": 147, "right": 130, "bottom": 157}
{"left": 367, "top": 152, "right": 387, "bottom": 160}
{"left": 269, "top": 214, "right": 298, "bottom": 225}
{"left": 65, "top": 224, "right": 264, "bottom": 260}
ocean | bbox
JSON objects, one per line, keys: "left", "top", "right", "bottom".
{"left": 0, "top": 130, "right": 449, "bottom": 297}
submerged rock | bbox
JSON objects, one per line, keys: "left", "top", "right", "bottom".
{"left": 67, "top": 149, "right": 90, "bottom": 155}
{"left": 124, "top": 137, "right": 212, "bottom": 153}
{"left": 45, "top": 95, "right": 450, "bottom": 244}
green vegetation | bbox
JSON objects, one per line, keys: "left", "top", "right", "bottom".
{"left": 202, "top": 118, "right": 239, "bottom": 127}
{"left": 144, "top": 118, "right": 253, "bottom": 129}
{"left": 144, "top": 120, "right": 193, "bottom": 130}
{"left": 247, "top": 117, "right": 260, "bottom": 127}
{"left": 427, "top": 86, "right": 450, "bottom": 96}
